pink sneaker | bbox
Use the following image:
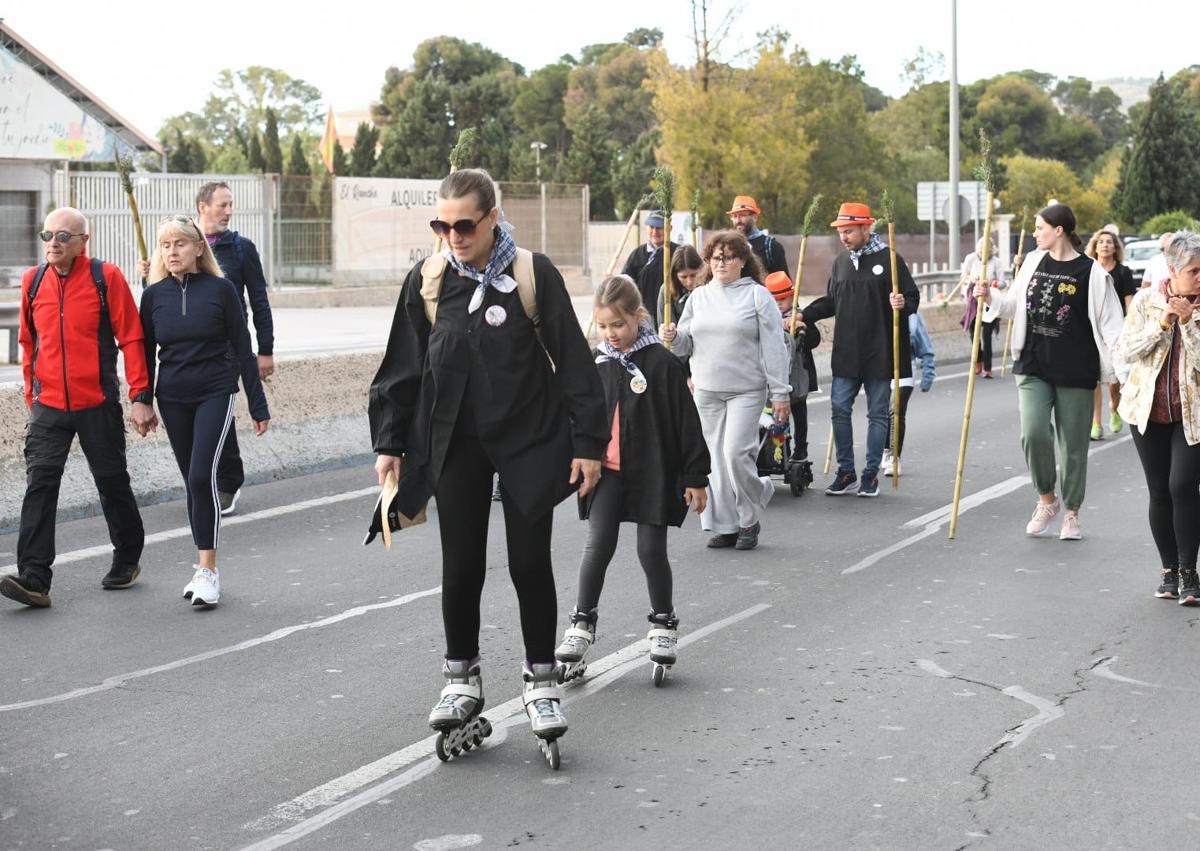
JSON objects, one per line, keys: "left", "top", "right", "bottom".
{"left": 1059, "top": 510, "right": 1082, "bottom": 541}
{"left": 1025, "top": 498, "right": 1061, "bottom": 536}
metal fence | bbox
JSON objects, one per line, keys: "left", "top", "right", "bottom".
{"left": 497, "top": 182, "right": 589, "bottom": 271}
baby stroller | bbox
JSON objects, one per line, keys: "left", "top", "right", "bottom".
{"left": 756, "top": 409, "right": 808, "bottom": 497}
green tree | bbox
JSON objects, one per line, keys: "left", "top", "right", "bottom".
{"left": 509, "top": 61, "right": 571, "bottom": 181}
{"left": 209, "top": 139, "right": 250, "bottom": 173}
{"left": 168, "top": 128, "right": 206, "bottom": 172}
{"left": 1113, "top": 75, "right": 1200, "bottom": 227}
{"left": 348, "top": 122, "right": 381, "bottom": 177}
{"left": 263, "top": 109, "right": 284, "bottom": 173}
{"left": 999, "top": 154, "right": 1107, "bottom": 231}
{"left": 610, "top": 129, "right": 658, "bottom": 220}
{"left": 1142, "top": 210, "right": 1200, "bottom": 233}
{"left": 330, "top": 139, "right": 348, "bottom": 176}
{"left": 563, "top": 106, "right": 615, "bottom": 216}
{"left": 247, "top": 130, "right": 265, "bottom": 172}
{"left": 283, "top": 134, "right": 314, "bottom": 217}
{"left": 1052, "top": 77, "right": 1128, "bottom": 149}
{"left": 373, "top": 80, "right": 451, "bottom": 177}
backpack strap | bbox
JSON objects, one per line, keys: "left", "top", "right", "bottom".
{"left": 419, "top": 249, "right": 540, "bottom": 328}
{"left": 27, "top": 262, "right": 49, "bottom": 308}
{"left": 420, "top": 253, "right": 449, "bottom": 326}
{"left": 512, "top": 248, "right": 539, "bottom": 328}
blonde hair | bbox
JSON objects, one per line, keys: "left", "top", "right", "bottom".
{"left": 149, "top": 216, "right": 224, "bottom": 282}
{"left": 1084, "top": 229, "right": 1124, "bottom": 264}
{"left": 594, "top": 274, "right": 644, "bottom": 321}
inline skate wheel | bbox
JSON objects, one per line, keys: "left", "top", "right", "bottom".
{"left": 435, "top": 732, "right": 450, "bottom": 762}
{"left": 542, "top": 738, "right": 560, "bottom": 770}
{"left": 652, "top": 663, "right": 666, "bottom": 687}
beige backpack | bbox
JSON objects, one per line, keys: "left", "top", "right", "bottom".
{"left": 419, "top": 248, "right": 539, "bottom": 327}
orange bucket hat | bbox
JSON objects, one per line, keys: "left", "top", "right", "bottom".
{"left": 727, "top": 195, "right": 761, "bottom": 216}
{"left": 764, "top": 271, "right": 793, "bottom": 305}
{"left": 830, "top": 202, "right": 875, "bottom": 228}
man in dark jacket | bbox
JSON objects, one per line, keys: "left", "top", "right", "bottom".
{"left": 620, "top": 211, "right": 679, "bottom": 313}
{"left": 798, "top": 202, "right": 920, "bottom": 498}
{"left": 728, "top": 195, "right": 789, "bottom": 276}
{"left": 1, "top": 208, "right": 157, "bottom": 608}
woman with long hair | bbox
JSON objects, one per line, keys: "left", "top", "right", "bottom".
{"left": 660, "top": 231, "right": 790, "bottom": 551}
{"left": 139, "top": 216, "right": 270, "bottom": 607}
{"left": 959, "top": 235, "right": 1006, "bottom": 378}
{"left": 977, "top": 203, "right": 1123, "bottom": 540}
{"left": 1085, "top": 229, "right": 1137, "bottom": 438}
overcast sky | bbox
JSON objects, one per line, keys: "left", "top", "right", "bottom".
{"left": 5, "top": 0, "right": 1187, "bottom": 138}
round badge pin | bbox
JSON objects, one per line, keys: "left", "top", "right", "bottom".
{"left": 485, "top": 305, "right": 508, "bottom": 326}
{"left": 630, "top": 374, "right": 648, "bottom": 394}
{"left": 872, "top": 264, "right": 884, "bottom": 275}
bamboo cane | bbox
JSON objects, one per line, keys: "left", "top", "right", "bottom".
{"left": 690, "top": 189, "right": 701, "bottom": 248}
{"left": 789, "top": 195, "right": 823, "bottom": 338}
{"left": 999, "top": 210, "right": 1028, "bottom": 377}
{"left": 878, "top": 191, "right": 901, "bottom": 490}
{"left": 823, "top": 424, "right": 834, "bottom": 475}
{"left": 647, "top": 167, "right": 677, "bottom": 349}
{"left": 114, "top": 155, "right": 148, "bottom": 282}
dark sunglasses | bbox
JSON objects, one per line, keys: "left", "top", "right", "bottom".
{"left": 38, "top": 230, "right": 84, "bottom": 244}
{"left": 429, "top": 213, "right": 490, "bottom": 238}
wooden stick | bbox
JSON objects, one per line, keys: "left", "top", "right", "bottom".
{"left": 948, "top": 191, "right": 995, "bottom": 539}
{"left": 789, "top": 236, "right": 808, "bottom": 337}
{"left": 888, "top": 221, "right": 901, "bottom": 490}
{"left": 662, "top": 215, "right": 673, "bottom": 350}
{"left": 823, "top": 424, "right": 834, "bottom": 475}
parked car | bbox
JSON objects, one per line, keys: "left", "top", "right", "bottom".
{"left": 1124, "top": 239, "right": 1162, "bottom": 282}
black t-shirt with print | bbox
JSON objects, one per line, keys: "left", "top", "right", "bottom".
{"left": 1015, "top": 253, "right": 1099, "bottom": 389}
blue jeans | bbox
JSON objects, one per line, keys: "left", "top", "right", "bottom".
{"left": 831, "top": 376, "right": 891, "bottom": 477}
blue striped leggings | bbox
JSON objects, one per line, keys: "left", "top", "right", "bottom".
{"left": 158, "top": 394, "right": 236, "bottom": 550}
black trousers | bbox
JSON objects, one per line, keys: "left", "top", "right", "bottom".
{"left": 575, "top": 470, "right": 672, "bottom": 614}
{"left": 216, "top": 419, "right": 244, "bottom": 494}
{"left": 967, "top": 320, "right": 997, "bottom": 371}
{"left": 789, "top": 397, "right": 809, "bottom": 460}
{"left": 435, "top": 432, "right": 557, "bottom": 665}
{"left": 158, "top": 395, "right": 235, "bottom": 551}
{"left": 18, "top": 401, "right": 144, "bottom": 589}
{"left": 1131, "top": 422, "right": 1200, "bottom": 570}
{"left": 888, "top": 385, "right": 914, "bottom": 457}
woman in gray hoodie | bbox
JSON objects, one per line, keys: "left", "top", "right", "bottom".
{"left": 661, "top": 231, "right": 791, "bottom": 550}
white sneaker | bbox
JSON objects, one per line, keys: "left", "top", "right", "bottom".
{"left": 182, "top": 567, "right": 202, "bottom": 600}
{"left": 1025, "top": 498, "right": 1061, "bottom": 536}
{"left": 881, "top": 449, "right": 894, "bottom": 477}
{"left": 1059, "top": 510, "right": 1082, "bottom": 541}
{"left": 190, "top": 568, "right": 220, "bottom": 606}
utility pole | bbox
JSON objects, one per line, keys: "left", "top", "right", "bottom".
{"left": 531, "top": 141, "right": 548, "bottom": 254}
{"left": 948, "top": 0, "right": 961, "bottom": 270}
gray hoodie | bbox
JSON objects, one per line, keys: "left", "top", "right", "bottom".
{"left": 671, "top": 276, "right": 791, "bottom": 401}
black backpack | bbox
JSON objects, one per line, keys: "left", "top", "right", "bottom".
{"left": 26, "top": 258, "right": 112, "bottom": 343}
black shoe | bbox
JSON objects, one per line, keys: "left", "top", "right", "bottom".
{"left": 825, "top": 469, "right": 857, "bottom": 496}
{"left": 102, "top": 563, "right": 141, "bottom": 590}
{"left": 707, "top": 533, "right": 738, "bottom": 549}
{"left": 857, "top": 474, "right": 880, "bottom": 498}
{"left": 1178, "top": 567, "right": 1200, "bottom": 606}
{"left": 0, "top": 575, "right": 51, "bottom": 608}
{"left": 1156, "top": 567, "right": 1179, "bottom": 600}
{"left": 735, "top": 522, "right": 760, "bottom": 550}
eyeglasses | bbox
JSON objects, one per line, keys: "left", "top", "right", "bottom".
{"left": 38, "top": 230, "right": 84, "bottom": 244}
{"left": 709, "top": 254, "right": 737, "bottom": 266}
{"left": 429, "top": 213, "right": 489, "bottom": 238}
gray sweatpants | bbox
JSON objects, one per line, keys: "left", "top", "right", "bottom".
{"left": 695, "top": 387, "right": 773, "bottom": 534}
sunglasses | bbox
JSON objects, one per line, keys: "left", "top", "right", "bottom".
{"left": 38, "top": 230, "right": 84, "bottom": 244}
{"left": 160, "top": 215, "right": 205, "bottom": 238}
{"left": 429, "top": 213, "right": 490, "bottom": 238}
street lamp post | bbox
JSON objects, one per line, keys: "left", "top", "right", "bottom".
{"left": 531, "top": 141, "right": 548, "bottom": 254}
{"left": 948, "top": 0, "right": 960, "bottom": 270}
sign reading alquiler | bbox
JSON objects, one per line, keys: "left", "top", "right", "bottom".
{"left": 0, "top": 44, "right": 126, "bottom": 161}
{"left": 332, "top": 176, "right": 503, "bottom": 286}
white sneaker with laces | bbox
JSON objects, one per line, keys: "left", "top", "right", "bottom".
{"left": 190, "top": 568, "right": 220, "bottom": 606}
{"left": 1025, "top": 498, "right": 1062, "bottom": 536}
{"left": 182, "top": 567, "right": 203, "bottom": 600}
{"left": 1059, "top": 510, "right": 1082, "bottom": 541}
{"left": 881, "top": 449, "right": 894, "bottom": 477}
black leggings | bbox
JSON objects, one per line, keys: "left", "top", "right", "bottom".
{"left": 888, "top": 385, "right": 914, "bottom": 457}
{"left": 1131, "top": 422, "right": 1200, "bottom": 570}
{"left": 435, "top": 432, "right": 557, "bottom": 664}
{"left": 158, "top": 394, "right": 235, "bottom": 551}
{"left": 790, "top": 397, "right": 809, "bottom": 460}
{"left": 967, "top": 320, "right": 997, "bottom": 371}
{"left": 575, "top": 470, "right": 672, "bottom": 614}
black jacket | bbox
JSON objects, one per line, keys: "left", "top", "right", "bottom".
{"left": 582, "top": 343, "right": 710, "bottom": 527}
{"left": 210, "top": 230, "right": 274, "bottom": 356}
{"left": 369, "top": 252, "right": 609, "bottom": 523}
{"left": 750, "top": 232, "right": 789, "bottom": 276}
{"left": 621, "top": 242, "right": 680, "bottom": 316}
{"left": 803, "top": 247, "right": 920, "bottom": 380}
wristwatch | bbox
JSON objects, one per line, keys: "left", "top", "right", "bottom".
{"left": 132, "top": 390, "right": 153, "bottom": 405}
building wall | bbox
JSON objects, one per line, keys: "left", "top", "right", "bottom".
{"left": 0, "top": 159, "right": 57, "bottom": 286}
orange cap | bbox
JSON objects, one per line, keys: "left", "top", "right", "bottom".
{"left": 764, "top": 270, "right": 793, "bottom": 305}
{"left": 727, "top": 195, "right": 761, "bottom": 216}
{"left": 830, "top": 202, "right": 875, "bottom": 228}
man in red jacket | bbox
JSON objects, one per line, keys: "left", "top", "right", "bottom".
{"left": 0, "top": 208, "right": 157, "bottom": 608}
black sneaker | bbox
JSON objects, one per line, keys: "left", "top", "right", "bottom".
{"left": 825, "top": 470, "right": 857, "bottom": 496}
{"left": 102, "top": 563, "right": 141, "bottom": 590}
{"left": 707, "top": 533, "right": 738, "bottom": 549}
{"left": 218, "top": 488, "right": 241, "bottom": 516}
{"left": 857, "top": 474, "right": 880, "bottom": 498}
{"left": 1178, "top": 567, "right": 1199, "bottom": 606}
{"left": 735, "top": 522, "right": 760, "bottom": 550}
{"left": 0, "top": 575, "right": 51, "bottom": 608}
{"left": 1156, "top": 567, "right": 1179, "bottom": 600}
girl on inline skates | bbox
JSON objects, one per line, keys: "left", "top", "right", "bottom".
{"left": 556, "top": 275, "right": 711, "bottom": 686}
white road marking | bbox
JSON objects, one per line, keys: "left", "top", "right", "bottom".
{"left": 0, "top": 486, "right": 379, "bottom": 577}
{"left": 996, "top": 686, "right": 1064, "bottom": 748}
{"left": 0, "top": 585, "right": 441, "bottom": 713}
{"left": 843, "top": 435, "right": 1133, "bottom": 574}
{"left": 916, "top": 659, "right": 954, "bottom": 678}
{"left": 240, "top": 603, "right": 772, "bottom": 850}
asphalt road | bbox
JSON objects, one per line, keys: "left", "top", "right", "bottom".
{"left": 2, "top": 370, "right": 1195, "bottom": 850}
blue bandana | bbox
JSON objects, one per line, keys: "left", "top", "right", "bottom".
{"left": 849, "top": 233, "right": 887, "bottom": 270}
{"left": 596, "top": 323, "right": 661, "bottom": 376}
{"left": 445, "top": 225, "right": 519, "bottom": 313}
{"left": 745, "top": 226, "right": 764, "bottom": 241}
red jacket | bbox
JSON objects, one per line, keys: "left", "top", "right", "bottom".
{"left": 19, "top": 254, "right": 150, "bottom": 411}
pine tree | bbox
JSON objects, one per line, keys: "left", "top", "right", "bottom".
{"left": 331, "top": 139, "right": 348, "bottom": 176}
{"left": 348, "top": 122, "right": 380, "bottom": 177}
{"left": 283, "top": 135, "right": 314, "bottom": 218}
{"left": 1113, "top": 74, "right": 1200, "bottom": 227}
{"left": 248, "top": 130, "right": 266, "bottom": 172}
{"left": 263, "top": 109, "right": 284, "bottom": 174}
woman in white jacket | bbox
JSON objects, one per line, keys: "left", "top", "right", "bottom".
{"left": 661, "top": 231, "right": 790, "bottom": 551}
{"left": 1112, "top": 231, "right": 1200, "bottom": 606}
{"left": 976, "top": 203, "right": 1124, "bottom": 541}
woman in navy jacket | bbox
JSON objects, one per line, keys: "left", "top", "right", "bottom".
{"left": 140, "top": 216, "right": 270, "bottom": 608}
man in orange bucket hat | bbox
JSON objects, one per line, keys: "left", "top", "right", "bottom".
{"left": 728, "top": 195, "right": 788, "bottom": 276}
{"left": 796, "top": 202, "right": 920, "bottom": 498}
